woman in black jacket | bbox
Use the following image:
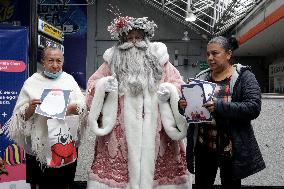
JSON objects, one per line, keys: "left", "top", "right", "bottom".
{"left": 179, "top": 36, "right": 265, "bottom": 189}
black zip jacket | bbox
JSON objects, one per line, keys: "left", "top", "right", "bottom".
{"left": 186, "top": 64, "right": 266, "bottom": 179}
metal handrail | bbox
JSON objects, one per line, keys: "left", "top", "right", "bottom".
{"left": 143, "top": 0, "right": 261, "bottom": 36}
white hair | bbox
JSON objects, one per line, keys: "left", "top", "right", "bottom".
{"left": 110, "top": 39, "right": 163, "bottom": 96}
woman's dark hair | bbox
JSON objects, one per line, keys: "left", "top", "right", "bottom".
{"left": 208, "top": 36, "right": 239, "bottom": 52}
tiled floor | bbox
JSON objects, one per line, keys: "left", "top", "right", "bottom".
{"left": 72, "top": 182, "right": 284, "bottom": 189}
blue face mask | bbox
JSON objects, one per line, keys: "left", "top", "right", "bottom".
{"left": 43, "top": 70, "right": 63, "bottom": 79}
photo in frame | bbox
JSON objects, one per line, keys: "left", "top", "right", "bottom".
{"left": 181, "top": 79, "right": 217, "bottom": 123}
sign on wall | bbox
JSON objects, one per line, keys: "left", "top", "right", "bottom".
{"left": 199, "top": 60, "right": 209, "bottom": 70}
{"left": 38, "top": 19, "right": 64, "bottom": 41}
{"left": 38, "top": 34, "right": 64, "bottom": 52}
{"left": 269, "top": 62, "right": 284, "bottom": 93}
{"left": 269, "top": 62, "right": 284, "bottom": 77}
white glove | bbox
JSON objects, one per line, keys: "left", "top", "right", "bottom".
{"left": 105, "top": 76, "right": 118, "bottom": 93}
{"left": 157, "top": 86, "right": 171, "bottom": 102}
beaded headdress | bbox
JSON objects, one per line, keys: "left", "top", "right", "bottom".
{"left": 107, "top": 16, "right": 157, "bottom": 40}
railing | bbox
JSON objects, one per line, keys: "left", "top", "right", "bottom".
{"left": 143, "top": 0, "right": 261, "bottom": 36}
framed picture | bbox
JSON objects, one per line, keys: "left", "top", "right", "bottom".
{"left": 181, "top": 79, "right": 217, "bottom": 123}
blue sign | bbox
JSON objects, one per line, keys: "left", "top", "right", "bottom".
{"left": 0, "top": 25, "right": 28, "bottom": 183}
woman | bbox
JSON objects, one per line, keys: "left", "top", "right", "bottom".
{"left": 8, "top": 47, "right": 87, "bottom": 189}
{"left": 179, "top": 36, "right": 265, "bottom": 189}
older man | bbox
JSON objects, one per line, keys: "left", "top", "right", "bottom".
{"left": 86, "top": 16, "right": 190, "bottom": 189}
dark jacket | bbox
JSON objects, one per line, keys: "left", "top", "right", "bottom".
{"left": 186, "top": 63, "right": 266, "bottom": 179}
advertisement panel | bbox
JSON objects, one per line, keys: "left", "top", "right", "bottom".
{"left": 0, "top": 25, "right": 30, "bottom": 189}
{"left": 38, "top": 19, "right": 64, "bottom": 41}
{"left": 0, "top": 0, "right": 30, "bottom": 26}
{"left": 269, "top": 60, "right": 284, "bottom": 93}
{"left": 38, "top": 34, "right": 64, "bottom": 52}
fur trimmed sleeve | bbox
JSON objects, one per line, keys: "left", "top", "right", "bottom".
{"left": 7, "top": 84, "right": 35, "bottom": 146}
{"left": 149, "top": 42, "right": 169, "bottom": 66}
{"left": 86, "top": 63, "right": 112, "bottom": 110}
{"left": 67, "top": 76, "right": 88, "bottom": 141}
{"left": 159, "top": 83, "right": 188, "bottom": 140}
{"left": 102, "top": 46, "right": 115, "bottom": 64}
{"left": 158, "top": 61, "right": 188, "bottom": 140}
{"left": 161, "top": 62, "right": 185, "bottom": 91}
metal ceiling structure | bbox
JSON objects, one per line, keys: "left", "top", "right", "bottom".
{"left": 143, "top": 0, "right": 264, "bottom": 37}
{"left": 38, "top": 0, "right": 95, "bottom": 6}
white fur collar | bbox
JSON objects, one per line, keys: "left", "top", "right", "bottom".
{"left": 103, "top": 42, "right": 169, "bottom": 66}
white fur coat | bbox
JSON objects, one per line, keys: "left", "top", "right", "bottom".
{"left": 87, "top": 42, "right": 190, "bottom": 189}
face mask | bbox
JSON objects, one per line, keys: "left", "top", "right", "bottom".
{"left": 43, "top": 70, "right": 63, "bottom": 79}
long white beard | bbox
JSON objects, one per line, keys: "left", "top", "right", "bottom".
{"left": 110, "top": 40, "right": 163, "bottom": 96}
{"left": 41, "top": 91, "right": 66, "bottom": 115}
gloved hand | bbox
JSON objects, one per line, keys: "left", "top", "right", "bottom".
{"left": 157, "top": 86, "right": 171, "bottom": 102}
{"left": 105, "top": 76, "right": 118, "bottom": 93}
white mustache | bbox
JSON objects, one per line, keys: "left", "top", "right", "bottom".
{"left": 118, "top": 40, "right": 148, "bottom": 50}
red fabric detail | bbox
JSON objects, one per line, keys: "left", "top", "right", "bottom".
{"left": 50, "top": 141, "right": 77, "bottom": 167}
{"left": 154, "top": 129, "right": 188, "bottom": 185}
{"left": 90, "top": 98, "right": 128, "bottom": 186}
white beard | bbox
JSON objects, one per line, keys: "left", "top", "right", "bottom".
{"left": 110, "top": 39, "right": 163, "bottom": 96}
{"left": 41, "top": 90, "right": 66, "bottom": 115}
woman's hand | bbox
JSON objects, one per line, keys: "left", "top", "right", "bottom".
{"left": 202, "top": 100, "right": 215, "bottom": 113}
{"left": 67, "top": 103, "right": 78, "bottom": 115}
{"left": 25, "top": 99, "right": 41, "bottom": 120}
{"left": 178, "top": 98, "right": 187, "bottom": 109}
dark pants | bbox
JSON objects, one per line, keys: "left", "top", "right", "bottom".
{"left": 194, "top": 144, "right": 241, "bottom": 189}
{"left": 26, "top": 153, "right": 77, "bottom": 189}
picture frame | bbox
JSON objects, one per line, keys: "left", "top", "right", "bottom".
{"left": 181, "top": 79, "right": 217, "bottom": 123}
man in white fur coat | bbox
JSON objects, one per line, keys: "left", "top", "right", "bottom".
{"left": 86, "top": 16, "right": 191, "bottom": 189}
